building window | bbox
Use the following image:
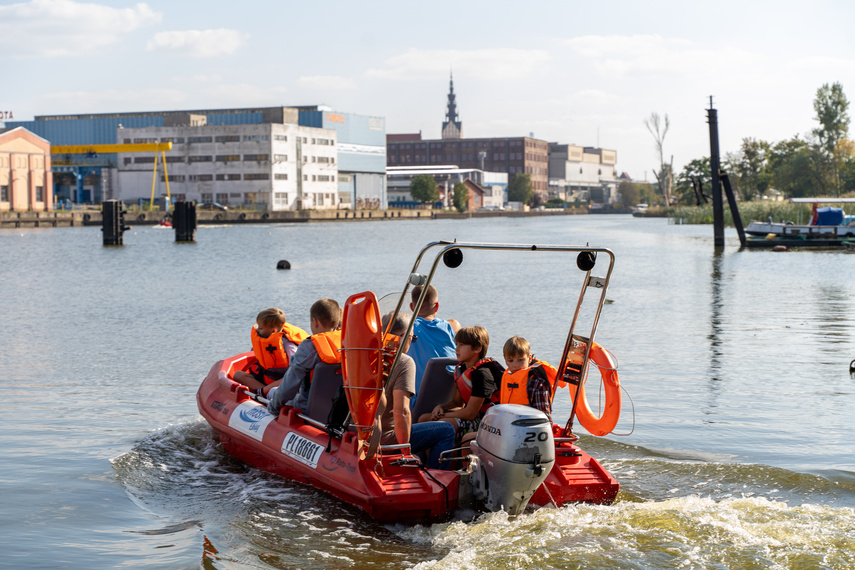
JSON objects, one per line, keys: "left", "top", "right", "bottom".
{"left": 188, "top": 136, "right": 213, "bottom": 143}
{"left": 274, "top": 173, "right": 288, "bottom": 180}
{"left": 189, "top": 174, "right": 214, "bottom": 181}
{"left": 215, "top": 174, "right": 242, "bottom": 181}
{"left": 160, "top": 174, "right": 186, "bottom": 182}
{"left": 216, "top": 155, "right": 241, "bottom": 162}
{"left": 134, "top": 138, "right": 157, "bottom": 144}
{"left": 229, "top": 192, "right": 241, "bottom": 198}
{"left": 244, "top": 173, "right": 270, "bottom": 181}
{"left": 317, "top": 175, "right": 333, "bottom": 182}
{"left": 135, "top": 156, "right": 156, "bottom": 163}
{"left": 215, "top": 135, "right": 240, "bottom": 143}
{"left": 243, "top": 135, "right": 269, "bottom": 142}
{"left": 165, "top": 156, "right": 185, "bottom": 163}
{"left": 216, "top": 193, "right": 229, "bottom": 204}
{"left": 201, "top": 193, "right": 213, "bottom": 202}
{"left": 189, "top": 155, "right": 213, "bottom": 163}
{"left": 123, "top": 157, "right": 132, "bottom": 165}
{"left": 274, "top": 135, "right": 287, "bottom": 141}
{"left": 161, "top": 137, "right": 185, "bottom": 143}
{"left": 243, "top": 154, "right": 269, "bottom": 162}
{"left": 274, "top": 154, "right": 288, "bottom": 162}
{"left": 35, "top": 186, "right": 44, "bottom": 201}
{"left": 316, "top": 156, "right": 331, "bottom": 164}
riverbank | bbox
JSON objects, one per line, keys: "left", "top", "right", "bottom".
{"left": 0, "top": 206, "right": 587, "bottom": 229}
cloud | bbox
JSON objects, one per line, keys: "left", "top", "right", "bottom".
{"left": 366, "top": 48, "right": 550, "bottom": 81}
{"left": 0, "top": 0, "right": 161, "bottom": 58}
{"left": 147, "top": 29, "right": 247, "bottom": 58}
{"left": 564, "top": 34, "right": 765, "bottom": 80}
{"left": 297, "top": 76, "right": 357, "bottom": 91}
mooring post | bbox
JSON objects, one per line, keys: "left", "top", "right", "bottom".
{"left": 720, "top": 173, "right": 747, "bottom": 247}
{"left": 101, "top": 199, "right": 128, "bottom": 246}
{"left": 707, "top": 99, "right": 725, "bottom": 247}
{"left": 173, "top": 201, "right": 197, "bottom": 243}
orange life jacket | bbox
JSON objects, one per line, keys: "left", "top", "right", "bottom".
{"left": 311, "top": 330, "right": 342, "bottom": 364}
{"left": 499, "top": 359, "right": 559, "bottom": 406}
{"left": 251, "top": 323, "right": 310, "bottom": 379}
{"left": 454, "top": 358, "right": 504, "bottom": 415}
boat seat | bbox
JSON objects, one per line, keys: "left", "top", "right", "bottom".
{"left": 412, "top": 357, "right": 458, "bottom": 419}
{"left": 306, "top": 362, "right": 343, "bottom": 424}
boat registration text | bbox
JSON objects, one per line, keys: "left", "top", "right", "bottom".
{"left": 282, "top": 432, "right": 325, "bottom": 469}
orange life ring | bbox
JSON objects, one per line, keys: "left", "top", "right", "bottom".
{"left": 341, "top": 291, "right": 383, "bottom": 443}
{"left": 567, "top": 342, "right": 621, "bottom": 436}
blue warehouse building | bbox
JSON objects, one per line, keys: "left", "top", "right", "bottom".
{"left": 7, "top": 105, "right": 386, "bottom": 208}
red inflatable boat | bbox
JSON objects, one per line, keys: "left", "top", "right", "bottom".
{"left": 197, "top": 242, "right": 622, "bottom": 521}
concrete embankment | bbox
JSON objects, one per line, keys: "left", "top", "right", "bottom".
{"left": 1, "top": 207, "right": 587, "bottom": 229}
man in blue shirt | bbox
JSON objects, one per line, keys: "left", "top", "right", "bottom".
{"left": 407, "top": 285, "right": 460, "bottom": 400}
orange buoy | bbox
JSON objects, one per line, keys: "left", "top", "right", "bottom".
{"left": 566, "top": 343, "right": 621, "bottom": 436}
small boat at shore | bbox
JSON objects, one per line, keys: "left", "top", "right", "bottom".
{"left": 745, "top": 198, "right": 855, "bottom": 239}
{"left": 197, "top": 241, "right": 623, "bottom": 521}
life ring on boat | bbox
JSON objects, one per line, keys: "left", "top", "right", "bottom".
{"left": 137, "top": 214, "right": 145, "bottom": 222}
{"left": 566, "top": 343, "right": 621, "bottom": 436}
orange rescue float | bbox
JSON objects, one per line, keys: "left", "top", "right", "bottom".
{"left": 341, "top": 291, "right": 384, "bottom": 443}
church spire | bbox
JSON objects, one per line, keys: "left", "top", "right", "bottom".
{"left": 442, "top": 72, "right": 463, "bottom": 140}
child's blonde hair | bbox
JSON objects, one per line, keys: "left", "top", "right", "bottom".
{"left": 257, "top": 308, "right": 287, "bottom": 328}
{"left": 503, "top": 336, "right": 531, "bottom": 359}
{"left": 455, "top": 325, "right": 490, "bottom": 359}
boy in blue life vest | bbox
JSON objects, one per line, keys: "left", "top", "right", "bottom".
{"left": 267, "top": 299, "right": 342, "bottom": 416}
{"left": 499, "top": 336, "right": 558, "bottom": 423}
{"left": 234, "top": 308, "right": 309, "bottom": 396}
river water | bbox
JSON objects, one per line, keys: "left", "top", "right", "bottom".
{"left": 1, "top": 215, "right": 854, "bottom": 569}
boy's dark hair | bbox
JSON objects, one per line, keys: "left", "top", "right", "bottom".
{"left": 310, "top": 298, "right": 341, "bottom": 329}
{"left": 455, "top": 325, "right": 490, "bottom": 358}
{"left": 257, "top": 308, "right": 287, "bottom": 328}
{"left": 503, "top": 336, "right": 531, "bottom": 359}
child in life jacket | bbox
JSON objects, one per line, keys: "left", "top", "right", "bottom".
{"left": 418, "top": 325, "right": 504, "bottom": 446}
{"left": 500, "top": 336, "right": 558, "bottom": 423}
{"left": 234, "top": 308, "right": 309, "bottom": 396}
{"left": 267, "top": 299, "right": 342, "bottom": 417}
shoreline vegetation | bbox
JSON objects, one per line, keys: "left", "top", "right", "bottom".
{"left": 639, "top": 197, "right": 855, "bottom": 226}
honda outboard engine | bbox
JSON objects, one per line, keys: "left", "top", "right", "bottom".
{"left": 468, "top": 404, "right": 554, "bottom": 515}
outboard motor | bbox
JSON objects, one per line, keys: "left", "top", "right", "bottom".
{"left": 468, "top": 404, "right": 554, "bottom": 515}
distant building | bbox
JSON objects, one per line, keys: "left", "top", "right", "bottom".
{"left": 115, "top": 121, "right": 338, "bottom": 210}
{"left": 0, "top": 127, "right": 52, "bottom": 212}
{"left": 441, "top": 74, "right": 463, "bottom": 140}
{"left": 548, "top": 144, "right": 618, "bottom": 204}
{"left": 7, "top": 105, "right": 386, "bottom": 209}
{"left": 386, "top": 165, "right": 506, "bottom": 209}
{"left": 386, "top": 78, "right": 550, "bottom": 198}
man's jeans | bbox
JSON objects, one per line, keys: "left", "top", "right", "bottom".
{"left": 410, "top": 421, "right": 456, "bottom": 469}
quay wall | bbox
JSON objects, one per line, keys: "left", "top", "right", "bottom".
{"left": 1, "top": 207, "right": 587, "bottom": 229}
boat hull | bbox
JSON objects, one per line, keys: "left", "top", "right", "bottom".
{"left": 198, "top": 354, "right": 619, "bottom": 521}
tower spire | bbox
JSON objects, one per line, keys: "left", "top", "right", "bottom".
{"left": 442, "top": 72, "right": 463, "bottom": 139}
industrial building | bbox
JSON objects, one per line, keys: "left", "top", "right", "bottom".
{"left": 7, "top": 105, "right": 386, "bottom": 209}
{"left": 115, "top": 119, "right": 338, "bottom": 210}
{"left": 386, "top": 165, "right": 506, "bottom": 209}
{"left": 0, "top": 127, "right": 53, "bottom": 212}
{"left": 548, "top": 144, "right": 618, "bottom": 204}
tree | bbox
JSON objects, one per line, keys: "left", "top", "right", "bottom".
{"left": 675, "top": 158, "right": 711, "bottom": 205}
{"left": 768, "top": 137, "right": 825, "bottom": 198}
{"left": 813, "top": 83, "right": 850, "bottom": 195}
{"left": 731, "top": 138, "right": 772, "bottom": 200}
{"left": 644, "top": 112, "right": 672, "bottom": 205}
{"left": 507, "top": 173, "right": 534, "bottom": 205}
{"left": 452, "top": 182, "right": 468, "bottom": 212}
{"left": 409, "top": 174, "right": 439, "bottom": 205}
{"left": 617, "top": 180, "right": 640, "bottom": 207}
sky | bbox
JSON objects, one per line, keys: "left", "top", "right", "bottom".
{"left": 2, "top": 0, "right": 854, "bottom": 180}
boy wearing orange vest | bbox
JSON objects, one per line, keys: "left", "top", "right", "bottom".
{"left": 267, "top": 299, "right": 342, "bottom": 417}
{"left": 499, "top": 336, "right": 557, "bottom": 423}
{"left": 234, "top": 308, "right": 309, "bottom": 396}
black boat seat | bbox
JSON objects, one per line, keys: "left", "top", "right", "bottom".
{"left": 306, "top": 362, "right": 343, "bottom": 424}
{"left": 412, "top": 357, "right": 458, "bottom": 419}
